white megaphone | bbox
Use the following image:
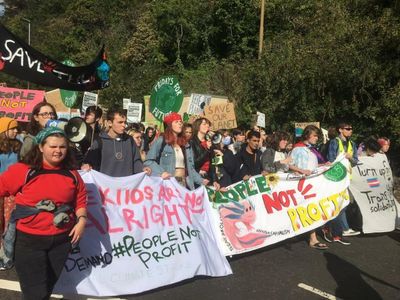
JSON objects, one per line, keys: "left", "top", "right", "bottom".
{"left": 45, "top": 117, "right": 88, "bottom": 143}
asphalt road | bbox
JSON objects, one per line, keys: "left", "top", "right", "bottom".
{"left": 0, "top": 231, "right": 399, "bottom": 300}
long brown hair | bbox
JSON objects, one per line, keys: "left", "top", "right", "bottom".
{"left": 28, "top": 102, "right": 57, "bottom": 136}
{"left": 22, "top": 133, "right": 77, "bottom": 170}
{"left": 163, "top": 126, "right": 186, "bottom": 147}
{"left": 0, "top": 132, "right": 22, "bottom": 154}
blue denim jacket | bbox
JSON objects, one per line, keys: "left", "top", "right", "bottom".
{"left": 144, "top": 137, "right": 203, "bottom": 190}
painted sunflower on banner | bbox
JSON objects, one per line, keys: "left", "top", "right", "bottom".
{"left": 265, "top": 173, "right": 280, "bottom": 189}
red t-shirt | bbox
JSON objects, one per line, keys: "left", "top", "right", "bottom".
{"left": 0, "top": 162, "right": 87, "bottom": 235}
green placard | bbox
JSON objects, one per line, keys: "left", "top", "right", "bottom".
{"left": 60, "top": 60, "right": 78, "bottom": 108}
{"left": 150, "top": 76, "right": 183, "bottom": 121}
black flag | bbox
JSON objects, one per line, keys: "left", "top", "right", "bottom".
{"left": 0, "top": 23, "right": 110, "bottom": 91}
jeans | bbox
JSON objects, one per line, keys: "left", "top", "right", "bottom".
{"left": 14, "top": 230, "right": 71, "bottom": 300}
{"left": 330, "top": 208, "right": 349, "bottom": 237}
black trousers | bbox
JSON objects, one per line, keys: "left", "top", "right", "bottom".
{"left": 14, "top": 230, "right": 71, "bottom": 300}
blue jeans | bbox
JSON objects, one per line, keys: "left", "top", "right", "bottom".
{"left": 330, "top": 208, "right": 349, "bottom": 237}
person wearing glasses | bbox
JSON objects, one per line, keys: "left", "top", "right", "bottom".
{"left": 323, "top": 121, "right": 360, "bottom": 245}
{"left": 20, "top": 102, "right": 57, "bottom": 160}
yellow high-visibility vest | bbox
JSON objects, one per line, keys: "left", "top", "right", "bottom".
{"left": 337, "top": 137, "right": 353, "bottom": 178}
{"left": 337, "top": 137, "right": 353, "bottom": 156}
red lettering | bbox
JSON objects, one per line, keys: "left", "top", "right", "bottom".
{"left": 144, "top": 186, "right": 153, "bottom": 199}
{"left": 130, "top": 189, "right": 144, "bottom": 204}
{"left": 122, "top": 208, "right": 144, "bottom": 230}
{"left": 286, "top": 189, "right": 298, "bottom": 206}
{"left": 262, "top": 193, "right": 282, "bottom": 213}
{"left": 99, "top": 187, "right": 115, "bottom": 206}
{"left": 165, "top": 204, "right": 182, "bottom": 225}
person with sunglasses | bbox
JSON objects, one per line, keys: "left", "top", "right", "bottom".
{"left": 19, "top": 101, "right": 57, "bottom": 160}
{"left": 323, "top": 121, "right": 360, "bottom": 245}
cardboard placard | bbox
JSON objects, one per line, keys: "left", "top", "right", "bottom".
{"left": 204, "top": 102, "right": 237, "bottom": 130}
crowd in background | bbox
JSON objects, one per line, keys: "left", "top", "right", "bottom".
{"left": 0, "top": 101, "right": 395, "bottom": 299}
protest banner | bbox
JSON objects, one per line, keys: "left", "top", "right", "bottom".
{"left": 295, "top": 122, "right": 320, "bottom": 137}
{"left": 55, "top": 171, "right": 232, "bottom": 297}
{"left": 256, "top": 111, "right": 266, "bottom": 128}
{"left": 0, "top": 86, "right": 44, "bottom": 121}
{"left": 204, "top": 102, "right": 237, "bottom": 129}
{"left": 127, "top": 103, "right": 142, "bottom": 123}
{"left": 81, "top": 92, "right": 98, "bottom": 114}
{"left": 0, "top": 23, "right": 109, "bottom": 91}
{"left": 150, "top": 76, "right": 183, "bottom": 121}
{"left": 123, "top": 98, "right": 131, "bottom": 109}
{"left": 187, "top": 93, "right": 211, "bottom": 115}
{"left": 349, "top": 154, "right": 398, "bottom": 233}
{"left": 207, "top": 157, "right": 351, "bottom": 256}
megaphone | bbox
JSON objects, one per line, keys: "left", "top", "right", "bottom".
{"left": 46, "top": 117, "right": 88, "bottom": 143}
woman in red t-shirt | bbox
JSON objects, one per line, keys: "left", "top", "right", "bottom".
{"left": 0, "top": 127, "right": 87, "bottom": 300}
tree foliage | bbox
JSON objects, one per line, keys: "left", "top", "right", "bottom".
{"left": 0, "top": 0, "right": 399, "bottom": 144}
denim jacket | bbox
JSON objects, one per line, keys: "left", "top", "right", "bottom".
{"left": 144, "top": 137, "right": 203, "bottom": 190}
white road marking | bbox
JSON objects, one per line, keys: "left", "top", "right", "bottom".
{"left": 298, "top": 283, "right": 342, "bottom": 300}
{"left": 0, "top": 279, "right": 126, "bottom": 299}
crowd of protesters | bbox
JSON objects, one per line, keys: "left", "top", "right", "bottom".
{"left": 0, "top": 101, "right": 395, "bottom": 299}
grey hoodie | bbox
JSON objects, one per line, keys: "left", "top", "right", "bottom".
{"left": 84, "top": 132, "right": 143, "bottom": 177}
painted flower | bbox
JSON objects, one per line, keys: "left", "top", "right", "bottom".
{"left": 265, "top": 173, "right": 280, "bottom": 189}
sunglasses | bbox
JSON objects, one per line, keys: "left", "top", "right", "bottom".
{"left": 343, "top": 127, "right": 353, "bottom": 131}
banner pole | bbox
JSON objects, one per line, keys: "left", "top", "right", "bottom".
{"left": 89, "top": 90, "right": 100, "bottom": 147}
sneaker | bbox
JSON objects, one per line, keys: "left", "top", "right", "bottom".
{"left": 343, "top": 229, "right": 361, "bottom": 237}
{"left": 0, "top": 261, "right": 14, "bottom": 271}
{"left": 333, "top": 236, "right": 351, "bottom": 245}
{"left": 322, "top": 229, "right": 333, "bottom": 243}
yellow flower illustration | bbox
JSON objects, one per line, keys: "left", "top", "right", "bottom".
{"left": 265, "top": 173, "right": 280, "bottom": 189}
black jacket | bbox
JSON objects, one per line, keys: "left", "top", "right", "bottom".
{"left": 190, "top": 136, "right": 217, "bottom": 183}
{"left": 217, "top": 148, "right": 241, "bottom": 187}
{"left": 236, "top": 145, "right": 262, "bottom": 180}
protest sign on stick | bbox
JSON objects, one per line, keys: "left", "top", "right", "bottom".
{"left": 81, "top": 92, "right": 98, "bottom": 114}
{"left": 123, "top": 98, "right": 131, "bottom": 109}
{"left": 187, "top": 93, "right": 211, "bottom": 115}
{"left": 127, "top": 103, "right": 142, "bottom": 123}
{"left": 256, "top": 111, "right": 266, "bottom": 128}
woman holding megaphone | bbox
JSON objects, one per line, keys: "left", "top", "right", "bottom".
{"left": 20, "top": 101, "right": 57, "bottom": 160}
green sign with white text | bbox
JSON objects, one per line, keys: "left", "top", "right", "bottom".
{"left": 150, "top": 76, "right": 183, "bottom": 121}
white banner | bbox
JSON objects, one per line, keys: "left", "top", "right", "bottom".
{"left": 55, "top": 171, "right": 232, "bottom": 297}
{"left": 349, "top": 153, "right": 398, "bottom": 233}
{"left": 127, "top": 102, "right": 142, "bottom": 123}
{"left": 207, "top": 157, "right": 351, "bottom": 256}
